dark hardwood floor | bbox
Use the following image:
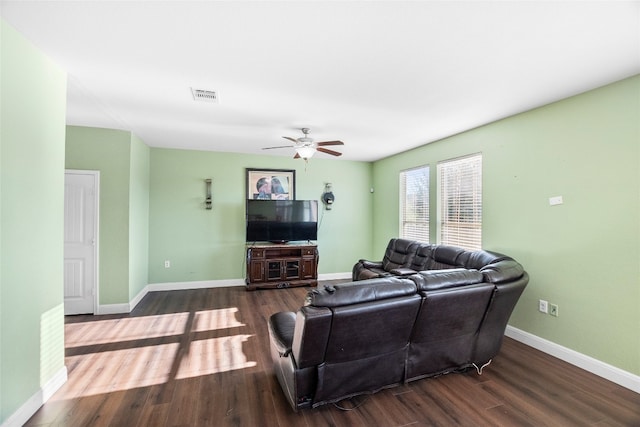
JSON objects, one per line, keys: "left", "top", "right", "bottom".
{"left": 26, "top": 284, "right": 640, "bottom": 426}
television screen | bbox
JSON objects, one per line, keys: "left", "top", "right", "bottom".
{"left": 246, "top": 199, "right": 318, "bottom": 243}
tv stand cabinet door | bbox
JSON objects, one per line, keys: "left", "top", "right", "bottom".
{"left": 301, "top": 246, "right": 318, "bottom": 279}
{"left": 248, "top": 260, "right": 265, "bottom": 282}
{"left": 267, "top": 260, "right": 285, "bottom": 280}
{"left": 301, "top": 257, "right": 316, "bottom": 279}
{"left": 284, "top": 260, "right": 301, "bottom": 280}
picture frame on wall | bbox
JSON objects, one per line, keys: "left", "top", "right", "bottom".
{"left": 246, "top": 168, "right": 296, "bottom": 200}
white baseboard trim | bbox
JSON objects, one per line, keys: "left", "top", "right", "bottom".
{"left": 148, "top": 278, "right": 245, "bottom": 292}
{"left": 505, "top": 325, "right": 640, "bottom": 394}
{"left": 96, "top": 302, "right": 131, "bottom": 315}
{"left": 129, "top": 285, "right": 149, "bottom": 312}
{"left": 97, "top": 279, "right": 247, "bottom": 315}
{"left": 97, "top": 276, "right": 352, "bottom": 315}
{"left": 42, "top": 366, "right": 68, "bottom": 402}
{"left": 96, "top": 274, "right": 349, "bottom": 315}
{"left": 318, "top": 272, "right": 352, "bottom": 281}
{"left": 1, "top": 366, "right": 67, "bottom": 427}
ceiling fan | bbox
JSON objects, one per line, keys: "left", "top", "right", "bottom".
{"left": 263, "top": 128, "right": 344, "bottom": 160}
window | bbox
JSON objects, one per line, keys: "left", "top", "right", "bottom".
{"left": 399, "top": 166, "right": 429, "bottom": 242}
{"left": 437, "top": 154, "right": 482, "bottom": 250}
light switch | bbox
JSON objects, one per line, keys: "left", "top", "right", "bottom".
{"left": 549, "top": 196, "right": 563, "bottom": 206}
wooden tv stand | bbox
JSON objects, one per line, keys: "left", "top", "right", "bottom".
{"left": 246, "top": 243, "right": 318, "bottom": 291}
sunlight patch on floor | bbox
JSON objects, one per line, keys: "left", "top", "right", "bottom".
{"left": 57, "top": 308, "right": 255, "bottom": 399}
{"left": 65, "top": 308, "right": 245, "bottom": 347}
{"left": 176, "top": 334, "right": 257, "bottom": 379}
{"left": 192, "top": 307, "right": 245, "bottom": 333}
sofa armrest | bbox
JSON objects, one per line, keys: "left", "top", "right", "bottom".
{"left": 480, "top": 260, "right": 524, "bottom": 283}
{"left": 389, "top": 267, "right": 418, "bottom": 276}
{"left": 358, "top": 259, "right": 383, "bottom": 269}
{"left": 268, "top": 311, "right": 296, "bottom": 357}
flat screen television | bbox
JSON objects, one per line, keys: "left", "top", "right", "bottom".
{"left": 246, "top": 199, "right": 318, "bottom": 243}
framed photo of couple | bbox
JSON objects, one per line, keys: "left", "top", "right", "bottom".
{"left": 246, "top": 168, "right": 296, "bottom": 200}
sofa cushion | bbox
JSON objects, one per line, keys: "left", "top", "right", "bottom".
{"left": 458, "top": 250, "right": 511, "bottom": 270}
{"left": 409, "top": 244, "right": 435, "bottom": 271}
{"left": 431, "top": 245, "right": 467, "bottom": 269}
{"left": 381, "top": 238, "right": 421, "bottom": 271}
{"left": 306, "top": 277, "right": 416, "bottom": 308}
{"left": 411, "top": 268, "right": 484, "bottom": 291}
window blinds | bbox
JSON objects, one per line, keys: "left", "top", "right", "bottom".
{"left": 438, "top": 154, "right": 482, "bottom": 250}
{"left": 400, "top": 166, "right": 429, "bottom": 242}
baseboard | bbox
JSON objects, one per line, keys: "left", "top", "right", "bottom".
{"left": 97, "top": 279, "right": 247, "bottom": 314}
{"left": 96, "top": 302, "right": 131, "bottom": 315}
{"left": 148, "top": 278, "right": 245, "bottom": 292}
{"left": 318, "top": 272, "right": 352, "bottom": 281}
{"left": 1, "top": 366, "right": 67, "bottom": 427}
{"left": 129, "top": 284, "right": 149, "bottom": 312}
{"left": 98, "top": 276, "right": 352, "bottom": 315}
{"left": 505, "top": 325, "right": 640, "bottom": 394}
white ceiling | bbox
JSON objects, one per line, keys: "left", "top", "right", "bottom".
{"left": 2, "top": 1, "right": 639, "bottom": 162}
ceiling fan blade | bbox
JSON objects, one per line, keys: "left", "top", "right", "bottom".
{"left": 262, "top": 145, "right": 292, "bottom": 150}
{"left": 316, "top": 140, "right": 345, "bottom": 147}
{"left": 282, "top": 136, "right": 298, "bottom": 143}
{"left": 317, "top": 147, "right": 343, "bottom": 157}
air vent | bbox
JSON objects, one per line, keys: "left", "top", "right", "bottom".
{"left": 191, "top": 88, "right": 219, "bottom": 103}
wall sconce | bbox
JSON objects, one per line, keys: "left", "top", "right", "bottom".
{"left": 205, "top": 179, "right": 212, "bottom": 210}
{"left": 322, "top": 183, "right": 335, "bottom": 210}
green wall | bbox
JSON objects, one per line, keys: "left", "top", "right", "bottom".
{"left": 372, "top": 75, "right": 640, "bottom": 375}
{"left": 128, "top": 135, "right": 150, "bottom": 301}
{"left": 148, "top": 149, "right": 373, "bottom": 283}
{"left": 65, "top": 126, "right": 151, "bottom": 306}
{"left": 65, "top": 129, "right": 372, "bottom": 301}
{"left": 1, "top": 19, "right": 67, "bottom": 424}
{"left": 66, "top": 127, "right": 132, "bottom": 305}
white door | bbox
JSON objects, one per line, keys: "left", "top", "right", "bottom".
{"left": 64, "top": 171, "right": 99, "bottom": 315}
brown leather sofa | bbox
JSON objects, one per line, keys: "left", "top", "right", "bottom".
{"left": 352, "top": 238, "right": 521, "bottom": 281}
{"left": 268, "top": 244, "right": 528, "bottom": 411}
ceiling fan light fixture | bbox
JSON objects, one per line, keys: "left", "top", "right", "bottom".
{"left": 266, "top": 128, "right": 344, "bottom": 160}
{"left": 296, "top": 146, "right": 315, "bottom": 159}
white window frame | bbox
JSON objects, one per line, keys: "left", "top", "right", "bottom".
{"left": 399, "top": 165, "right": 430, "bottom": 243}
{"left": 437, "top": 153, "right": 482, "bottom": 250}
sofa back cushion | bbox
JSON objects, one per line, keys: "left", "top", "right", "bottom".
{"left": 410, "top": 268, "right": 484, "bottom": 292}
{"left": 406, "top": 244, "right": 467, "bottom": 271}
{"left": 381, "top": 238, "right": 421, "bottom": 271}
{"left": 458, "top": 250, "right": 509, "bottom": 269}
{"left": 313, "top": 293, "right": 421, "bottom": 405}
{"left": 407, "top": 282, "right": 495, "bottom": 380}
{"left": 409, "top": 243, "right": 434, "bottom": 271}
{"left": 306, "top": 277, "right": 416, "bottom": 307}
{"left": 430, "top": 245, "right": 467, "bottom": 269}
{"left": 324, "top": 295, "right": 422, "bottom": 363}
{"left": 452, "top": 249, "right": 525, "bottom": 283}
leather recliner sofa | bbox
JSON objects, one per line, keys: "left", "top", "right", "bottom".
{"left": 268, "top": 244, "right": 528, "bottom": 411}
{"left": 352, "top": 238, "right": 519, "bottom": 281}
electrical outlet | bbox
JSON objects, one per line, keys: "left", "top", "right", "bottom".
{"left": 549, "top": 304, "right": 559, "bottom": 317}
{"left": 164, "top": 260, "right": 171, "bottom": 268}
{"left": 539, "top": 299, "right": 548, "bottom": 314}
